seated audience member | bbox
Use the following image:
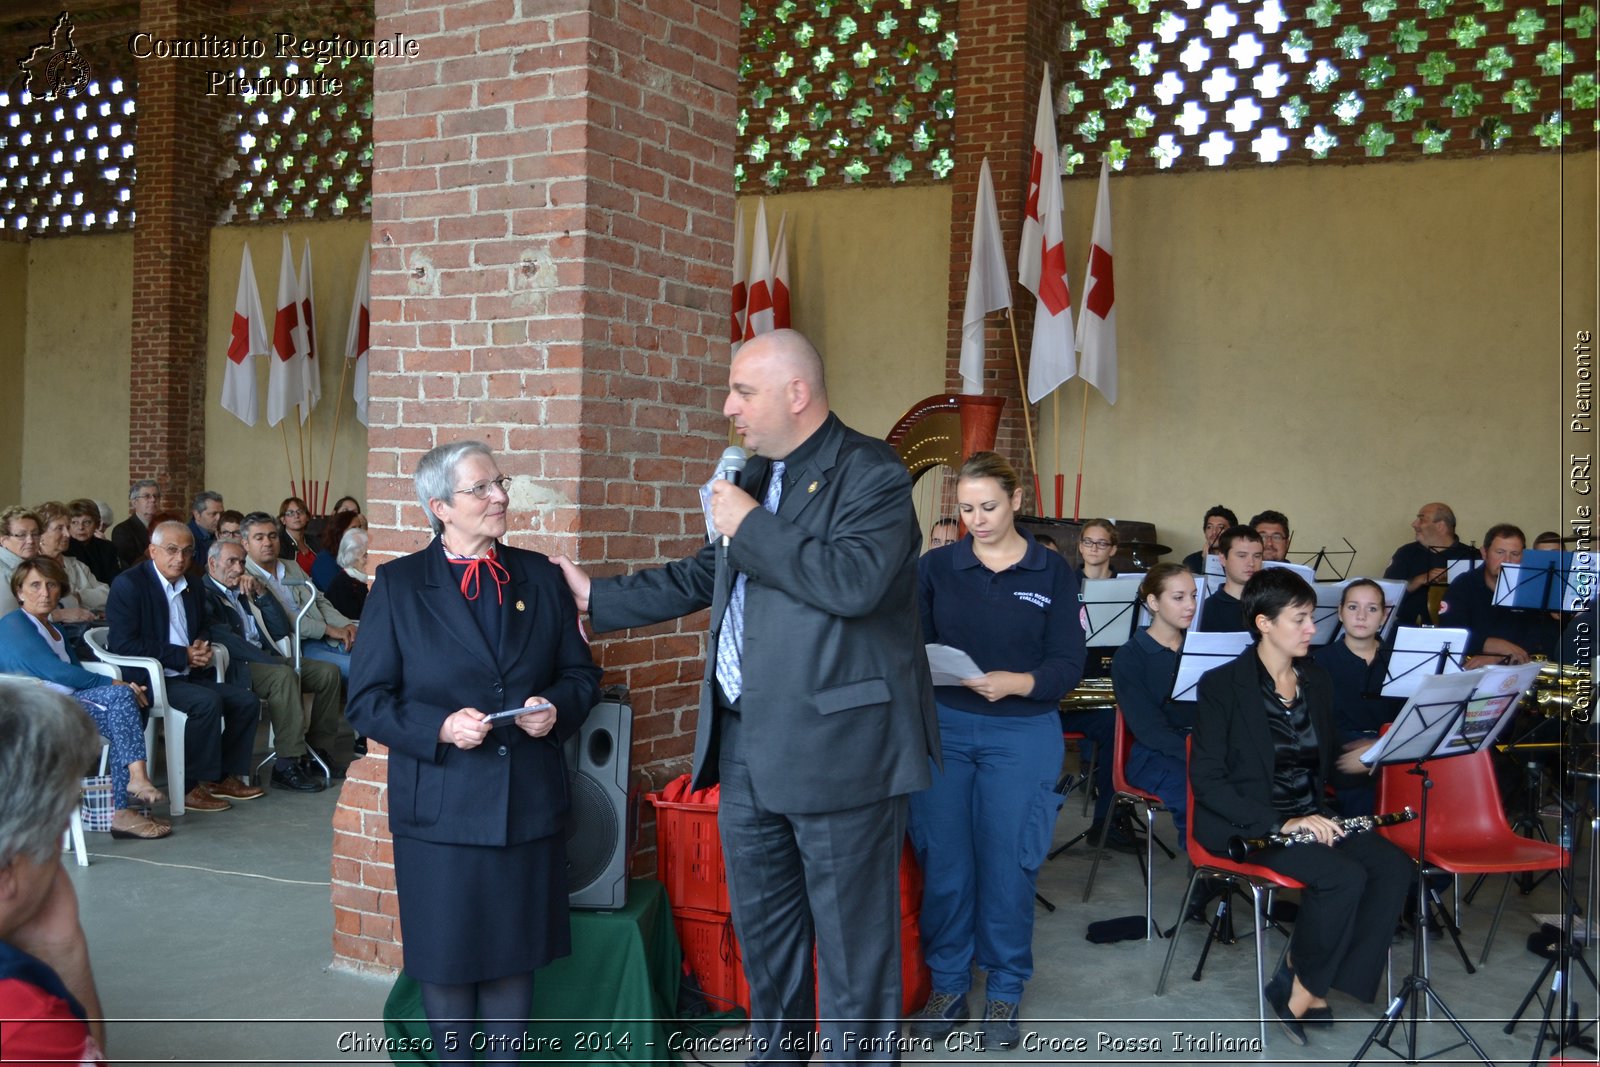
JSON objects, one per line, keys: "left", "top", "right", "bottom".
{"left": 310, "top": 511, "right": 367, "bottom": 592}
{"left": 327, "top": 527, "right": 371, "bottom": 621}
{"left": 1311, "top": 580, "right": 1403, "bottom": 818}
{"left": 1077, "top": 518, "right": 1118, "bottom": 581}
{"left": 927, "top": 516, "right": 960, "bottom": 552}
{"left": 35, "top": 503, "right": 108, "bottom": 623}
{"left": 1111, "top": 563, "right": 1198, "bottom": 847}
{"left": 200, "top": 540, "right": 354, "bottom": 790}
{"left": 332, "top": 496, "right": 362, "bottom": 516}
{"left": 111, "top": 480, "right": 160, "bottom": 572}
{"left": 277, "top": 497, "right": 317, "bottom": 573}
{"left": 0, "top": 558, "right": 170, "bottom": 839}
{"left": 1192, "top": 569, "right": 1412, "bottom": 1043}
{"left": 1439, "top": 523, "right": 1561, "bottom": 666}
{"left": 1196, "top": 526, "right": 1262, "bottom": 633}
{"left": 0, "top": 678, "right": 110, "bottom": 1062}
{"left": 106, "top": 521, "right": 264, "bottom": 812}
{"left": 1251, "top": 510, "right": 1292, "bottom": 563}
{"left": 0, "top": 506, "right": 43, "bottom": 616}
{"left": 64, "top": 499, "right": 119, "bottom": 586}
{"left": 1383, "top": 502, "right": 1479, "bottom": 626}
{"left": 187, "top": 491, "right": 224, "bottom": 566}
{"left": 1182, "top": 505, "right": 1237, "bottom": 574}
{"left": 216, "top": 510, "right": 244, "bottom": 543}
{"left": 241, "top": 512, "right": 358, "bottom": 679}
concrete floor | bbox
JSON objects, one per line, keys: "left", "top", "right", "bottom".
{"left": 67, "top": 761, "right": 1598, "bottom": 1066}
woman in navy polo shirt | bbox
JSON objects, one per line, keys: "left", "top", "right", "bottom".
{"left": 1311, "top": 579, "right": 1403, "bottom": 817}
{"left": 907, "top": 451, "right": 1084, "bottom": 1049}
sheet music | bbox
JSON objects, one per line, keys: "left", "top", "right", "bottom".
{"left": 1382, "top": 626, "right": 1469, "bottom": 698}
{"left": 1170, "top": 631, "right": 1252, "bottom": 701}
{"left": 1445, "top": 558, "right": 1482, "bottom": 583}
{"left": 1361, "top": 670, "right": 1484, "bottom": 766}
{"left": 1080, "top": 577, "right": 1145, "bottom": 648}
{"left": 925, "top": 643, "right": 984, "bottom": 687}
{"left": 1497, "top": 549, "right": 1598, "bottom": 611}
{"left": 1262, "top": 559, "right": 1316, "bottom": 584}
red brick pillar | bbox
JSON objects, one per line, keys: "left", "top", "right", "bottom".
{"left": 946, "top": 0, "right": 1063, "bottom": 504}
{"left": 333, "top": 0, "right": 739, "bottom": 974}
{"left": 128, "top": 0, "right": 227, "bottom": 513}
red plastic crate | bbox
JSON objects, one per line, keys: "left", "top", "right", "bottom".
{"left": 648, "top": 792, "right": 732, "bottom": 914}
{"left": 673, "top": 906, "right": 749, "bottom": 1014}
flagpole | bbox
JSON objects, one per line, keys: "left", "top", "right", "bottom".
{"left": 1051, "top": 390, "right": 1063, "bottom": 518}
{"left": 1073, "top": 380, "right": 1090, "bottom": 521}
{"left": 1001, "top": 309, "right": 1043, "bottom": 510}
{"left": 297, "top": 418, "right": 309, "bottom": 505}
{"left": 280, "top": 423, "right": 296, "bottom": 497}
{"left": 323, "top": 358, "right": 352, "bottom": 515}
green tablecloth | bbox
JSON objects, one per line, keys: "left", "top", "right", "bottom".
{"left": 384, "top": 879, "right": 722, "bottom": 1064}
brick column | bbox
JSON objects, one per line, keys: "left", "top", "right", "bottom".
{"left": 128, "top": 0, "right": 227, "bottom": 513}
{"left": 333, "top": 0, "right": 739, "bottom": 974}
{"left": 946, "top": 0, "right": 1063, "bottom": 503}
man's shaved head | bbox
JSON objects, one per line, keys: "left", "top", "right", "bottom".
{"left": 725, "top": 329, "right": 832, "bottom": 459}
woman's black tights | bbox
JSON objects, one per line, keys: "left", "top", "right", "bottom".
{"left": 420, "top": 972, "right": 534, "bottom": 1065}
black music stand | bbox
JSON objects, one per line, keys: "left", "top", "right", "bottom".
{"left": 1292, "top": 537, "right": 1358, "bottom": 582}
{"left": 1348, "top": 667, "right": 1536, "bottom": 1067}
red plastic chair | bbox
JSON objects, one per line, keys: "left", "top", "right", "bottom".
{"left": 1156, "top": 739, "right": 1306, "bottom": 1050}
{"left": 1081, "top": 708, "right": 1173, "bottom": 938}
{"left": 1377, "top": 746, "right": 1569, "bottom": 967}
{"left": 1057, "top": 728, "right": 1099, "bottom": 817}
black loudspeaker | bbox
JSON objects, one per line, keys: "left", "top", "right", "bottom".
{"left": 564, "top": 690, "right": 632, "bottom": 910}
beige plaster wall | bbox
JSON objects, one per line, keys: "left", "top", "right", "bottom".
{"left": 739, "top": 185, "right": 952, "bottom": 440}
{"left": 0, "top": 243, "right": 27, "bottom": 504}
{"left": 205, "top": 220, "right": 373, "bottom": 517}
{"left": 13, "top": 222, "right": 372, "bottom": 520}
{"left": 19, "top": 234, "right": 133, "bottom": 513}
{"left": 765, "top": 153, "right": 1588, "bottom": 574}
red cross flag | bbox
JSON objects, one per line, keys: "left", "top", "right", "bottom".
{"left": 730, "top": 203, "right": 747, "bottom": 351}
{"left": 344, "top": 244, "right": 371, "bottom": 426}
{"left": 1075, "top": 158, "right": 1117, "bottom": 404}
{"left": 1018, "top": 68, "right": 1075, "bottom": 405}
{"left": 742, "top": 199, "right": 774, "bottom": 340}
{"left": 268, "top": 232, "right": 309, "bottom": 427}
{"left": 771, "top": 211, "right": 791, "bottom": 330}
{"left": 221, "top": 244, "right": 268, "bottom": 426}
{"left": 959, "top": 157, "right": 1012, "bottom": 394}
{"left": 298, "top": 240, "right": 321, "bottom": 413}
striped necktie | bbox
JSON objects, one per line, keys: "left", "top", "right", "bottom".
{"left": 715, "top": 461, "right": 784, "bottom": 704}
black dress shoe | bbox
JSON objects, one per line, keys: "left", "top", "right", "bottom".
{"left": 307, "top": 749, "right": 350, "bottom": 779}
{"left": 271, "top": 762, "right": 326, "bottom": 793}
{"left": 1266, "top": 984, "right": 1307, "bottom": 1046}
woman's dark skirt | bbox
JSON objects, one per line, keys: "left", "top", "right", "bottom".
{"left": 393, "top": 833, "right": 571, "bottom": 985}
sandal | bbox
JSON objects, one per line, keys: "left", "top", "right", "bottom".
{"left": 127, "top": 782, "right": 167, "bottom": 807}
{"left": 110, "top": 811, "right": 172, "bottom": 840}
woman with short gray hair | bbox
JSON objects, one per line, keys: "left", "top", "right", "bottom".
{"left": 347, "top": 439, "right": 600, "bottom": 1062}
{"left": 0, "top": 676, "right": 109, "bottom": 1061}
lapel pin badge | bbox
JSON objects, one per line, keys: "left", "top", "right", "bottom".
{"left": 808, "top": 481, "right": 818, "bottom": 494}
{"left": 515, "top": 600, "right": 526, "bottom": 612}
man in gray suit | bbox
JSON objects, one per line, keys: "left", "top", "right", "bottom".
{"left": 555, "top": 329, "right": 937, "bottom": 1064}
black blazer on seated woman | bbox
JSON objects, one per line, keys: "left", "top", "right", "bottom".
{"left": 345, "top": 540, "right": 602, "bottom": 847}
{"left": 1190, "top": 648, "right": 1338, "bottom": 854}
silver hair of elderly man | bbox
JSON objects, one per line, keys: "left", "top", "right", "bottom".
{"left": 0, "top": 678, "right": 99, "bottom": 869}
{"left": 413, "top": 439, "right": 495, "bottom": 536}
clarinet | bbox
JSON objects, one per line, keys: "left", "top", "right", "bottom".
{"left": 1226, "top": 807, "right": 1416, "bottom": 862}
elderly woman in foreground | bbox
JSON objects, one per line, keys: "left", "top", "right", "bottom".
{"left": 346, "top": 440, "right": 600, "bottom": 1063}
{"left": 0, "top": 678, "right": 111, "bottom": 1062}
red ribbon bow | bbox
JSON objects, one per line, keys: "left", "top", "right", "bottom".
{"left": 449, "top": 548, "right": 510, "bottom": 604}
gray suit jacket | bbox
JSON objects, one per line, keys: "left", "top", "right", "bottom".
{"left": 590, "top": 415, "right": 938, "bottom": 815}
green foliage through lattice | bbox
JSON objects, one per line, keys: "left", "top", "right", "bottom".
{"left": 1053, "top": 2, "right": 1594, "bottom": 175}
{"left": 739, "top": 0, "right": 957, "bottom": 191}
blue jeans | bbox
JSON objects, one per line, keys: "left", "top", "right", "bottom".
{"left": 908, "top": 704, "right": 1063, "bottom": 1003}
{"left": 1125, "top": 742, "right": 1187, "bottom": 849}
{"left": 302, "top": 638, "right": 352, "bottom": 680}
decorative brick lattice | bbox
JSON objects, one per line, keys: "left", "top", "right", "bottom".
{"left": 1055, "top": 0, "right": 1596, "bottom": 175}
{"left": 737, "top": 0, "right": 959, "bottom": 191}
{"left": 218, "top": 56, "right": 374, "bottom": 224}
{"left": 0, "top": 74, "right": 139, "bottom": 236}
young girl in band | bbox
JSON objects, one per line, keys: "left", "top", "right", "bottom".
{"left": 1311, "top": 580, "right": 1403, "bottom": 818}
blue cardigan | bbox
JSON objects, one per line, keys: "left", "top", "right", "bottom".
{"left": 0, "top": 609, "right": 102, "bottom": 691}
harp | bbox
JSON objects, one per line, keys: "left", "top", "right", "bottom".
{"left": 885, "top": 394, "right": 1006, "bottom": 482}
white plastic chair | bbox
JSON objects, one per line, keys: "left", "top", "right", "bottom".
{"left": 251, "top": 593, "right": 329, "bottom": 782}
{"left": 84, "top": 627, "right": 228, "bottom": 816}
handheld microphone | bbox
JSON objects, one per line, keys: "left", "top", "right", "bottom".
{"left": 714, "top": 446, "right": 748, "bottom": 547}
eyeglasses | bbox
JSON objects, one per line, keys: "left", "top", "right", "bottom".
{"left": 2, "top": 529, "right": 40, "bottom": 543}
{"left": 154, "top": 544, "right": 195, "bottom": 558}
{"left": 1258, "top": 532, "right": 1289, "bottom": 543}
{"left": 1079, "top": 538, "right": 1113, "bottom": 550}
{"left": 281, "top": 509, "right": 306, "bottom": 518}
{"left": 455, "top": 477, "right": 512, "bottom": 500}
